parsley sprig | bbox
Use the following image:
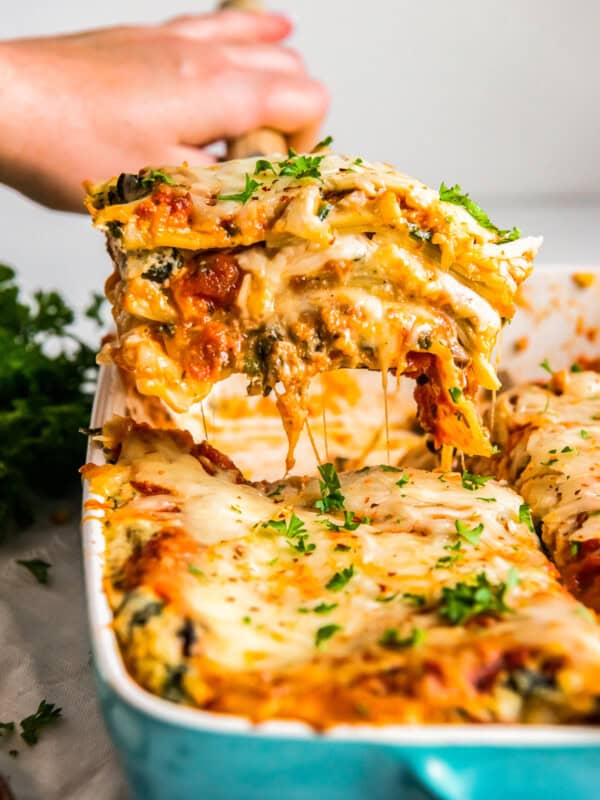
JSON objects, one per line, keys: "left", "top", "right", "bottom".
{"left": 439, "top": 570, "right": 519, "bottom": 625}
{"left": 19, "top": 700, "right": 62, "bottom": 746}
{"left": 461, "top": 472, "right": 493, "bottom": 491}
{"left": 325, "top": 564, "right": 355, "bottom": 592}
{"left": 266, "top": 513, "right": 315, "bottom": 553}
{"left": 455, "top": 519, "right": 484, "bottom": 546}
{"left": 0, "top": 264, "right": 103, "bottom": 535}
{"left": 315, "top": 463, "right": 345, "bottom": 513}
{"left": 378, "top": 626, "right": 425, "bottom": 650}
{"left": 218, "top": 173, "right": 260, "bottom": 204}
{"left": 439, "top": 183, "right": 521, "bottom": 243}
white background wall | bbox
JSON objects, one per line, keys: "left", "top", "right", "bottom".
{"left": 2, "top": 0, "right": 600, "bottom": 315}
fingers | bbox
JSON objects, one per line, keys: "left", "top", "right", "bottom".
{"left": 177, "top": 70, "right": 329, "bottom": 149}
{"left": 164, "top": 10, "right": 292, "bottom": 44}
{"left": 168, "top": 145, "right": 217, "bottom": 168}
{"left": 219, "top": 44, "right": 306, "bottom": 75}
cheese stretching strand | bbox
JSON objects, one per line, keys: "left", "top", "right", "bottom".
{"left": 491, "top": 369, "right": 600, "bottom": 612}
{"left": 83, "top": 419, "right": 600, "bottom": 726}
{"left": 86, "top": 153, "right": 541, "bottom": 468}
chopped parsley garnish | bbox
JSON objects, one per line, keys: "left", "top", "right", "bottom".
{"left": 19, "top": 700, "right": 62, "bottom": 746}
{"left": 375, "top": 592, "right": 398, "bottom": 603}
{"left": 334, "top": 543, "right": 352, "bottom": 552}
{"left": 439, "top": 571, "right": 516, "bottom": 625}
{"left": 315, "top": 623, "right": 342, "bottom": 648}
{"left": 438, "top": 182, "right": 521, "bottom": 243}
{"left": 395, "top": 473, "right": 410, "bottom": 488}
{"left": 267, "top": 484, "right": 285, "bottom": 498}
{"left": 580, "top": 429, "right": 590, "bottom": 439}
{"left": 478, "top": 497, "right": 496, "bottom": 503}
{"left": 561, "top": 445, "right": 576, "bottom": 454}
{"left": 449, "top": 386, "right": 463, "bottom": 403}
{"left": 315, "top": 463, "right": 345, "bottom": 512}
{"left": 461, "top": 472, "right": 493, "bottom": 491}
{"left": 435, "top": 540, "right": 463, "bottom": 568}
{"left": 403, "top": 592, "right": 426, "bottom": 607}
{"left": 408, "top": 223, "right": 433, "bottom": 243}
{"left": 381, "top": 465, "right": 402, "bottom": 472}
{"left": 571, "top": 362, "right": 584, "bottom": 373}
{"left": 313, "top": 135, "right": 333, "bottom": 150}
{"left": 518, "top": 504, "right": 535, "bottom": 532}
{"left": 313, "top": 602, "right": 338, "bottom": 614}
{"left": 455, "top": 519, "right": 484, "bottom": 546}
{"left": 323, "top": 511, "right": 363, "bottom": 532}
{"left": 570, "top": 541, "right": 580, "bottom": 557}
{"left": 254, "top": 159, "right": 276, "bottom": 175}
{"left": 278, "top": 148, "right": 325, "bottom": 180}
{"left": 539, "top": 357, "right": 553, "bottom": 375}
{"left": 378, "top": 626, "right": 425, "bottom": 650}
{"left": 317, "top": 202, "right": 333, "bottom": 221}
{"left": 540, "top": 458, "right": 558, "bottom": 467}
{"left": 188, "top": 564, "right": 206, "bottom": 580}
{"left": 218, "top": 173, "right": 260, "bottom": 204}
{"left": 267, "top": 513, "right": 315, "bottom": 553}
{"left": 16, "top": 558, "right": 51, "bottom": 585}
{"left": 230, "top": 504, "right": 242, "bottom": 514}
{"left": 141, "top": 169, "right": 176, "bottom": 187}
{"left": 242, "top": 616, "right": 251, "bottom": 625}
{"left": 326, "top": 564, "right": 355, "bottom": 592}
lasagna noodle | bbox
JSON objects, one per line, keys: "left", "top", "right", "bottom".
{"left": 490, "top": 370, "right": 600, "bottom": 611}
{"left": 83, "top": 419, "right": 600, "bottom": 726}
{"left": 86, "top": 153, "right": 541, "bottom": 468}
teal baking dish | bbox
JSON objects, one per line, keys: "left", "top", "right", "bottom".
{"left": 83, "top": 266, "right": 600, "bottom": 800}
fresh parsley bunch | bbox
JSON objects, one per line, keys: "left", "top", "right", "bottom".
{"left": 0, "top": 263, "right": 103, "bottom": 537}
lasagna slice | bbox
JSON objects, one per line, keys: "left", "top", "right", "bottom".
{"left": 83, "top": 419, "right": 600, "bottom": 726}
{"left": 491, "top": 368, "right": 600, "bottom": 612}
{"left": 86, "top": 153, "right": 540, "bottom": 468}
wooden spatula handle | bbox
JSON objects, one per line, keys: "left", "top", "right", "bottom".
{"left": 218, "top": 0, "right": 288, "bottom": 158}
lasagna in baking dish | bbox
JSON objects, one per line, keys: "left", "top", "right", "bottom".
{"left": 86, "top": 152, "right": 541, "bottom": 468}
{"left": 83, "top": 418, "right": 600, "bottom": 726}
{"left": 490, "top": 368, "right": 600, "bottom": 612}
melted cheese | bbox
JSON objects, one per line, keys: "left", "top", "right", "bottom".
{"left": 84, "top": 421, "right": 600, "bottom": 726}
{"left": 87, "top": 153, "right": 541, "bottom": 469}
{"left": 491, "top": 371, "right": 600, "bottom": 607}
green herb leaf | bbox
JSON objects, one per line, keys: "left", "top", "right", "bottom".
{"left": 278, "top": 149, "right": 325, "bottom": 180}
{"left": 455, "top": 519, "right": 484, "bottom": 546}
{"left": 315, "top": 463, "right": 345, "bottom": 513}
{"left": 439, "top": 572, "right": 513, "bottom": 625}
{"left": 434, "top": 540, "right": 463, "bottom": 568}
{"left": 570, "top": 541, "right": 580, "bottom": 557}
{"left": 380, "top": 465, "right": 402, "bottom": 473}
{"left": 580, "top": 429, "right": 590, "bottom": 439}
{"left": 395, "top": 473, "right": 410, "bottom": 488}
{"left": 539, "top": 358, "right": 553, "bottom": 375}
{"left": 16, "top": 558, "right": 51, "bottom": 585}
{"left": 313, "top": 135, "right": 333, "bottom": 151}
{"left": 313, "top": 602, "right": 338, "bottom": 614}
{"left": 449, "top": 386, "right": 463, "bottom": 403}
{"left": 403, "top": 592, "right": 426, "bottom": 607}
{"left": 20, "top": 700, "right": 62, "bottom": 746}
{"left": 141, "top": 169, "right": 175, "bottom": 187}
{"left": 375, "top": 592, "right": 398, "bottom": 603}
{"left": 315, "top": 623, "right": 342, "bottom": 648}
{"left": 325, "top": 565, "right": 355, "bottom": 592}
{"left": 518, "top": 504, "right": 535, "bottom": 532}
{"left": 461, "top": 472, "right": 493, "bottom": 491}
{"left": 317, "top": 202, "right": 333, "bottom": 221}
{"left": 218, "top": 173, "right": 260, "bottom": 204}
{"left": 334, "top": 543, "right": 351, "bottom": 552}
{"left": 254, "top": 159, "right": 275, "bottom": 175}
{"left": 378, "top": 626, "right": 425, "bottom": 650}
{"left": 571, "top": 362, "right": 584, "bottom": 373}
{"left": 439, "top": 182, "right": 521, "bottom": 242}
{"left": 188, "top": 564, "right": 206, "bottom": 580}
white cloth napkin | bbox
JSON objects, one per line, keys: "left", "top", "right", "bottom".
{"left": 0, "top": 498, "right": 127, "bottom": 800}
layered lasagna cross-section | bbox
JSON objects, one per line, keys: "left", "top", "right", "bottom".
{"left": 83, "top": 419, "right": 600, "bottom": 726}
{"left": 86, "top": 152, "right": 541, "bottom": 467}
{"left": 491, "top": 368, "right": 600, "bottom": 612}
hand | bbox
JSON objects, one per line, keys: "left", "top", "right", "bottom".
{"left": 0, "top": 10, "right": 328, "bottom": 211}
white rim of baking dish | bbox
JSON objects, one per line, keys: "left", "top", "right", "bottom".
{"left": 82, "top": 266, "right": 600, "bottom": 746}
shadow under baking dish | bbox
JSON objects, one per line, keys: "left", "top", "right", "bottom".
{"left": 83, "top": 266, "right": 600, "bottom": 800}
